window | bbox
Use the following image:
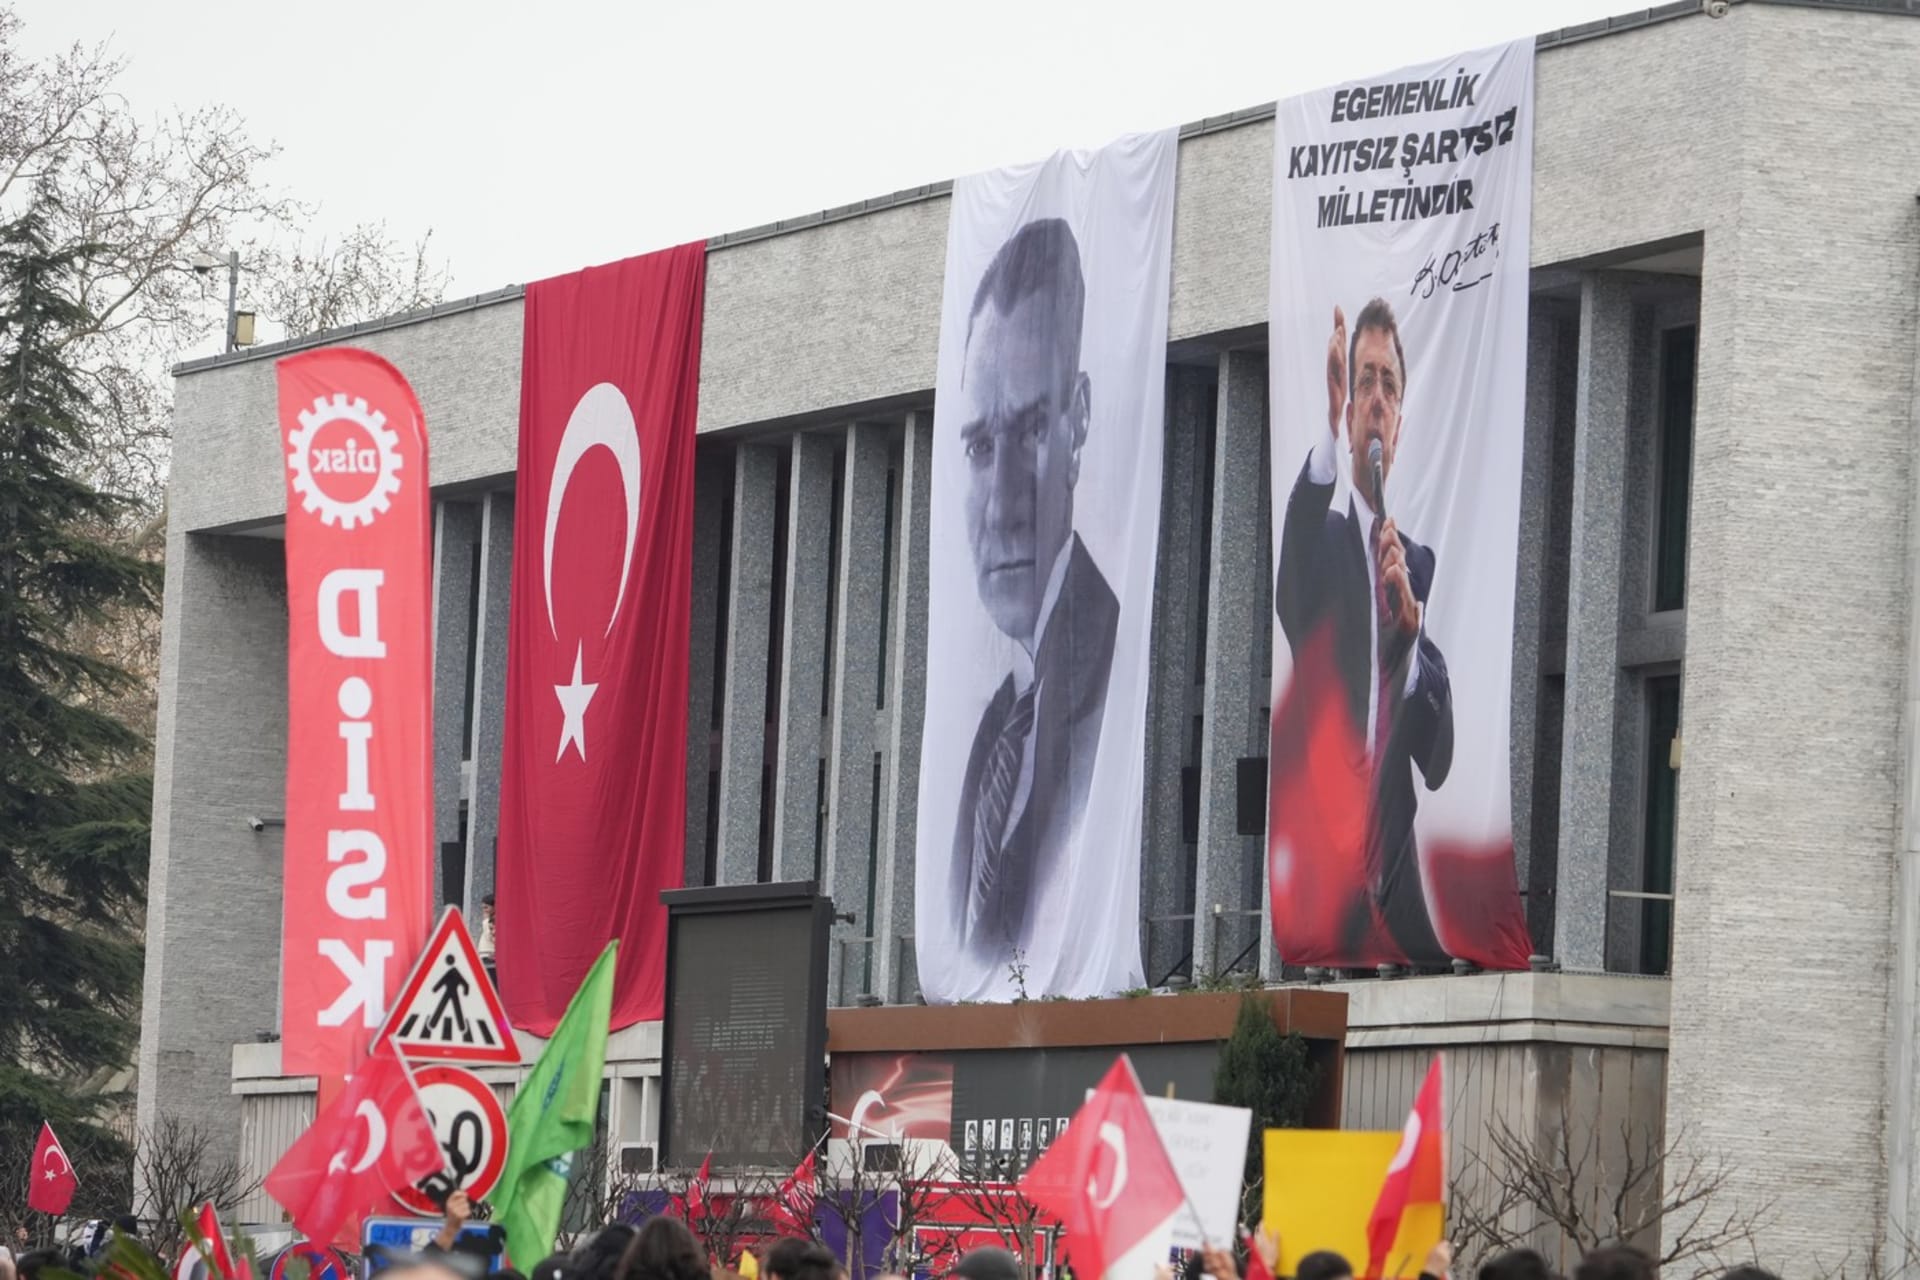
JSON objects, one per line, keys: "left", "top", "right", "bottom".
{"left": 1652, "top": 326, "right": 1697, "bottom": 612}
{"left": 1638, "top": 675, "right": 1682, "bottom": 975}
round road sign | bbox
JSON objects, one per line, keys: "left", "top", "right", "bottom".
{"left": 390, "top": 1062, "right": 510, "bottom": 1215}
{"left": 269, "top": 1242, "right": 349, "bottom": 1280}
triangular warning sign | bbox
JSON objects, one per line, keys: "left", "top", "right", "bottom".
{"left": 374, "top": 907, "right": 519, "bottom": 1064}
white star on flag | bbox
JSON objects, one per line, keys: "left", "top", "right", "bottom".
{"left": 554, "top": 643, "right": 599, "bottom": 762}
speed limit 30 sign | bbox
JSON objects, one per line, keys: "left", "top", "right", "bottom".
{"left": 390, "top": 1063, "right": 509, "bottom": 1215}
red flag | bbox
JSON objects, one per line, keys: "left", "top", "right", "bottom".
{"left": 27, "top": 1122, "right": 77, "bottom": 1214}
{"left": 264, "top": 1041, "right": 441, "bottom": 1246}
{"left": 769, "top": 1151, "right": 817, "bottom": 1234}
{"left": 682, "top": 1152, "right": 713, "bottom": 1220}
{"left": 1366, "top": 1058, "right": 1445, "bottom": 1280}
{"left": 1018, "top": 1057, "right": 1184, "bottom": 1280}
{"left": 187, "top": 1203, "right": 237, "bottom": 1280}
{"left": 1241, "top": 1232, "right": 1275, "bottom": 1280}
{"left": 277, "top": 348, "right": 434, "bottom": 1078}
{"left": 497, "top": 244, "right": 706, "bottom": 1035}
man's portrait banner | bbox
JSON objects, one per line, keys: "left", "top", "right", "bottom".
{"left": 915, "top": 129, "right": 1178, "bottom": 1003}
{"left": 1267, "top": 42, "right": 1535, "bottom": 971}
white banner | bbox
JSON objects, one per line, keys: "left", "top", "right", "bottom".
{"left": 1142, "top": 1095, "right": 1253, "bottom": 1250}
{"left": 1266, "top": 43, "right": 1535, "bottom": 970}
{"left": 915, "top": 130, "right": 1178, "bottom": 1003}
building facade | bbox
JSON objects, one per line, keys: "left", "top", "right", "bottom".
{"left": 140, "top": 1, "right": 1920, "bottom": 1270}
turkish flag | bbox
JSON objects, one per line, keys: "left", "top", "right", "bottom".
{"left": 769, "top": 1151, "right": 817, "bottom": 1235}
{"left": 497, "top": 244, "right": 706, "bottom": 1035}
{"left": 1365, "top": 1057, "right": 1445, "bottom": 1280}
{"left": 1018, "top": 1057, "right": 1184, "bottom": 1280}
{"left": 27, "top": 1122, "right": 77, "bottom": 1214}
{"left": 187, "top": 1203, "right": 237, "bottom": 1280}
{"left": 264, "top": 1041, "right": 441, "bottom": 1246}
{"left": 681, "top": 1151, "right": 713, "bottom": 1221}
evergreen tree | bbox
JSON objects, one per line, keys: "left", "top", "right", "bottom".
{"left": 1213, "top": 993, "right": 1319, "bottom": 1230}
{"left": 0, "top": 195, "right": 160, "bottom": 1212}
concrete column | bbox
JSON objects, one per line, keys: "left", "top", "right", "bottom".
{"left": 823, "top": 423, "right": 891, "bottom": 997}
{"left": 1509, "top": 307, "right": 1564, "bottom": 948}
{"left": 136, "top": 533, "right": 287, "bottom": 1150}
{"left": 715, "top": 444, "right": 779, "bottom": 885}
{"left": 464, "top": 491, "right": 514, "bottom": 917}
{"left": 875, "top": 412, "right": 933, "bottom": 1004}
{"left": 430, "top": 500, "right": 480, "bottom": 904}
{"left": 771, "top": 432, "right": 837, "bottom": 879}
{"left": 1142, "top": 365, "right": 1210, "bottom": 985}
{"left": 682, "top": 450, "right": 728, "bottom": 888}
{"left": 1195, "top": 350, "right": 1268, "bottom": 981}
{"left": 1552, "top": 273, "right": 1633, "bottom": 970}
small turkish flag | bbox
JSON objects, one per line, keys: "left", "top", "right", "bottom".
{"left": 1018, "top": 1056, "right": 1184, "bottom": 1280}
{"left": 28, "top": 1122, "right": 78, "bottom": 1214}
{"left": 188, "top": 1203, "right": 237, "bottom": 1280}
{"left": 1365, "top": 1057, "right": 1446, "bottom": 1280}
{"left": 769, "top": 1151, "right": 817, "bottom": 1235}
{"left": 681, "top": 1152, "right": 713, "bottom": 1220}
{"left": 264, "top": 1041, "right": 441, "bottom": 1246}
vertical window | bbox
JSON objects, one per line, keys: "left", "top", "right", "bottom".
{"left": 1639, "top": 675, "right": 1682, "bottom": 975}
{"left": 1653, "top": 326, "right": 1696, "bottom": 612}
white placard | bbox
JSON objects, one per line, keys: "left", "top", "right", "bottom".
{"left": 1143, "top": 1095, "right": 1253, "bottom": 1249}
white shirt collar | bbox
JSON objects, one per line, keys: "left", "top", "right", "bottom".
{"left": 1010, "top": 536, "right": 1076, "bottom": 691}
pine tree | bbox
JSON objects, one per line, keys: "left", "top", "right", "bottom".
{"left": 0, "top": 195, "right": 161, "bottom": 1216}
{"left": 1213, "top": 993, "right": 1319, "bottom": 1230}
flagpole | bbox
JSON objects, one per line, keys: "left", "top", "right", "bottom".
{"left": 1117, "top": 1056, "right": 1216, "bottom": 1254}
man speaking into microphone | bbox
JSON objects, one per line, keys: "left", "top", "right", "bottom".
{"left": 1275, "top": 298, "right": 1455, "bottom": 964}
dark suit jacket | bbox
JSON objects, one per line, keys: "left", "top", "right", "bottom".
{"left": 951, "top": 533, "right": 1119, "bottom": 963}
{"left": 1275, "top": 454, "right": 1455, "bottom": 964}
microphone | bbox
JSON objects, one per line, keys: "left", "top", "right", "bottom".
{"left": 1367, "top": 439, "right": 1399, "bottom": 617}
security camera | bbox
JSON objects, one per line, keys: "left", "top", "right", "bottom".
{"left": 245, "top": 815, "right": 267, "bottom": 833}
{"left": 1703, "top": 0, "right": 1730, "bottom": 17}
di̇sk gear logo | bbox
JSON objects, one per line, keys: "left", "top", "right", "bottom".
{"left": 288, "top": 393, "right": 404, "bottom": 529}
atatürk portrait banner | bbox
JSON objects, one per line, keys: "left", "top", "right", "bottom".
{"left": 916, "top": 129, "right": 1177, "bottom": 1003}
{"left": 1267, "top": 41, "right": 1535, "bottom": 971}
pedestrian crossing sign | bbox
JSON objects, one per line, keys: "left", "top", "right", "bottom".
{"left": 374, "top": 906, "right": 519, "bottom": 1064}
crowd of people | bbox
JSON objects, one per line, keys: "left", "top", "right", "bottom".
{"left": 380, "top": 1189, "right": 1783, "bottom": 1280}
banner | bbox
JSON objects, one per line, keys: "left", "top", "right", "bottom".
{"left": 496, "top": 244, "right": 705, "bottom": 1034}
{"left": 1267, "top": 42, "right": 1535, "bottom": 970}
{"left": 914, "top": 129, "right": 1177, "bottom": 1004}
{"left": 278, "top": 348, "right": 434, "bottom": 1078}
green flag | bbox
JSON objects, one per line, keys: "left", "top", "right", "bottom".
{"left": 494, "top": 941, "right": 617, "bottom": 1266}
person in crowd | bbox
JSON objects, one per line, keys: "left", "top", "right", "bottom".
{"left": 1573, "top": 1246, "right": 1655, "bottom": 1280}
{"left": 530, "top": 1254, "right": 580, "bottom": 1280}
{"left": 762, "top": 1240, "right": 837, "bottom": 1280}
{"left": 613, "top": 1218, "right": 707, "bottom": 1280}
{"left": 13, "top": 1251, "right": 56, "bottom": 1280}
{"left": 572, "top": 1224, "right": 637, "bottom": 1280}
{"left": 1298, "top": 1251, "right": 1354, "bottom": 1280}
{"left": 1478, "top": 1249, "right": 1554, "bottom": 1280}
{"left": 0, "top": 1242, "right": 15, "bottom": 1280}
{"left": 952, "top": 1248, "right": 1021, "bottom": 1280}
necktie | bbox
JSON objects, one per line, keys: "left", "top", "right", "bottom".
{"left": 969, "top": 682, "right": 1039, "bottom": 940}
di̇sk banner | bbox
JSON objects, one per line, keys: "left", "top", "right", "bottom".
{"left": 1266, "top": 41, "right": 1535, "bottom": 970}
{"left": 496, "top": 243, "right": 706, "bottom": 1034}
{"left": 915, "top": 129, "right": 1177, "bottom": 1002}
{"left": 278, "top": 348, "right": 435, "bottom": 1078}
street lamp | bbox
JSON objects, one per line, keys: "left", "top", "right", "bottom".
{"left": 190, "top": 250, "right": 257, "bottom": 353}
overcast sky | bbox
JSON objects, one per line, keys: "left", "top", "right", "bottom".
{"left": 17, "top": 0, "right": 1626, "bottom": 303}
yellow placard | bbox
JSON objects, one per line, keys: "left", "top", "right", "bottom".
{"left": 1263, "top": 1130, "right": 1443, "bottom": 1279}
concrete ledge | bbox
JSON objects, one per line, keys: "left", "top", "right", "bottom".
{"left": 229, "top": 1020, "right": 664, "bottom": 1094}
{"left": 1328, "top": 970, "right": 1671, "bottom": 1034}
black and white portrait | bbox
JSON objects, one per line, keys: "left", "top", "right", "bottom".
{"left": 916, "top": 130, "right": 1178, "bottom": 1004}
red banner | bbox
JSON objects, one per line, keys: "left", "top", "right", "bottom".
{"left": 278, "top": 349, "right": 434, "bottom": 1078}
{"left": 497, "top": 244, "right": 706, "bottom": 1034}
